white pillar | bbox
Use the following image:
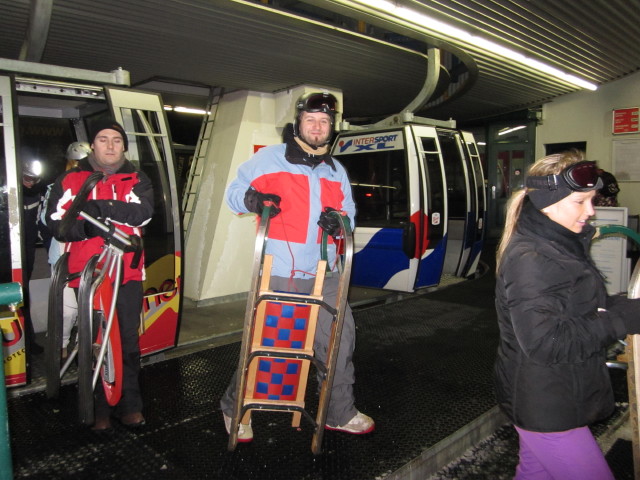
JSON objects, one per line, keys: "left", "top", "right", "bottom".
{"left": 183, "top": 86, "right": 343, "bottom": 303}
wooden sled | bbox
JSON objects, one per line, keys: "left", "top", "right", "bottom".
{"left": 228, "top": 205, "right": 353, "bottom": 455}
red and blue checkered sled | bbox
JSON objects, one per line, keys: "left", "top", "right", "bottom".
{"left": 228, "top": 206, "right": 353, "bottom": 454}
{"left": 242, "top": 255, "right": 323, "bottom": 428}
{"left": 252, "top": 302, "right": 312, "bottom": 401}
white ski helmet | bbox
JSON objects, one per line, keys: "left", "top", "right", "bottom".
{"left": 66, "top": 141, "right": 91, "bottom": 161}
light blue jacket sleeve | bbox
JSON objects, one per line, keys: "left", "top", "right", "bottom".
{"left": 225, "top": 147, "right": 276, "bottom": 214}
{"left": 225, "top": 158, "right": 255, "bottom": 214}
{"left": 335, "top": 159, "right": 356, "bottom": 229}
{"left": 40, "top": 184, "right": 53, "bottom": 225}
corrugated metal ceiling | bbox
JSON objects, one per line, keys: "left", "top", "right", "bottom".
{"left": 0, "top": 0, "right": 638, "bottom": 124}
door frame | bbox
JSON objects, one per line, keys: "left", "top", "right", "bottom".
{"left": 106, "top": 87, "right": 183, "bottom": 355}
{"left": 486, "top": 121, "right": 536, "bottom": 239}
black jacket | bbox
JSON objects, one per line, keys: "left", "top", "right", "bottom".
{"left": 494, "top": 199, "right": 629, "bottom": 432}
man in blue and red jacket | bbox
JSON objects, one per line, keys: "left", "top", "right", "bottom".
{"left": 46, "top": 118, "right": 153, "bottom": 431}
{"left": 220, "top": 92, "right": 375, "bottom": 441}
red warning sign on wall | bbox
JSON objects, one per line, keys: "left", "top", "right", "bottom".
{"left": 612, "top": 107, "right": 640, "bottom": 134}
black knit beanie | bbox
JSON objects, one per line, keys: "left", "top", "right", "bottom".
{"left": 90, "top": 118, "right": 128, "bottom": 151}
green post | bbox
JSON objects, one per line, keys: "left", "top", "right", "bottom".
{"left": 0, "top": 283, "right": 21, "bottom": 310}
{"left": 0, "top": 282, "right": 21, "bottom": 480}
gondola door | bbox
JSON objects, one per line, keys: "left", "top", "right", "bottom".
{"left": 438, "top": 129, "right": 480, "bottom": 278}
{"left": 0, "top": 74, "right": 28, "bottom": 385}
{"left": 105, "top": 87, "right": 182, "bottom": 356}
{"left": 460, "top": 131, "right": 486, "bottom": 277}
{"left": 411, "top": 126, "right": 448, "bottom": 289}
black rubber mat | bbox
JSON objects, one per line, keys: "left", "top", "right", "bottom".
{"left": 605, "top": 438, "right": 634, "bottom": 480}
{"left": 6, "top": 259, "right": 632, "bottom": 479}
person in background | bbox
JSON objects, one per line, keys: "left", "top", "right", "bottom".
{"left": 21, "top": 158, "right": 46, "bottom": 354}
{"left": 593, "top": 168, "right": 620, "bottom": 207}
{"left": 41, "top": 142, "right": 91, "bottom": 359}
{"left": 493, "top": 150, "right": 640, "bottom": 479}
{"left": 220, "top": 92, "right": 375, "bottom": 442}
{"left": 46, "top": 120, "right": 153, "bottom": 431}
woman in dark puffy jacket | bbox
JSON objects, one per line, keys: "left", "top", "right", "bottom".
{"left": 494, "top": 149, "right": 640, "bottom": 479}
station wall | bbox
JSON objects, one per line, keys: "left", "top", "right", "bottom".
{"left": 536, "top": 70, "right": 640, "bottom": 217}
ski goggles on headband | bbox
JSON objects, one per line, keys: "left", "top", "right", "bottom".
{"left": 525, "top": 161, "right": 603, "bottom": 192}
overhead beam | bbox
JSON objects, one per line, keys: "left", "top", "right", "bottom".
{"left": 300, "top": 0, "right": 479, "bottom": 108}
{"left": 18, "top": 0, "right": 53, "bottom": 63}
{"left": 404, "top": 47, "right": 441, "bottom": 114}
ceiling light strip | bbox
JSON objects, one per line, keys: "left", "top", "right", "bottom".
{"left": 348, "top": 0, "right": 597, "bottom": 91}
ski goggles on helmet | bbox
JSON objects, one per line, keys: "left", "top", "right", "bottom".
{"left": 525, "top": 161, "right": 603, "bottom": 192}
{"left": 298, "top": 92, "right": 337, "bottom": 115}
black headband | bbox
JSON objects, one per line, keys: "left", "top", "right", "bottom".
{"left": 526, "top": 174, "right": 603, "bottom": 210}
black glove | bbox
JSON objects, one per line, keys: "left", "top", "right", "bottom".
{"left": 317, "top": 207, "right": 342, "bottom": 237}
{"left": 607, "top": 295, "right": 640, "bottom": 334}
{"left": 244, "top": 189, "right": 281, "bottom": 218}
{"left": 81, "top": 200, "right": 104, "bottom": 220}
{"left": 83, "top": 219, "right": 104, "bottom": 239}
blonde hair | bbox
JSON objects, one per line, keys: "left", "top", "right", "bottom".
{"left": 495, "top": 149, "right": 585, "bottom": 271}
{"left": 65, "top": 158, "right": 78, "bottom": 171}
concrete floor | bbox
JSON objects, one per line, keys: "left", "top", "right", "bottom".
{"left": 174, "top": 285, "right": 406, "bottom": 352}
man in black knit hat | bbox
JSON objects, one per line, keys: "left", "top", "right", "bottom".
{"left": 46, "top": 118, "right": 153, "bottom": 431}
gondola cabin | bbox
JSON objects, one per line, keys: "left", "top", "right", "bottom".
{"left": 331, "top": 120, "right": 486, "bottom": 292}
{"left": 0, "top": 59, "right": 182, "bottom": 386}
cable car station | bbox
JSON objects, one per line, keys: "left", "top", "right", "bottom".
{"left": 1, "top": 2, "right": 639, "bottom": 479}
